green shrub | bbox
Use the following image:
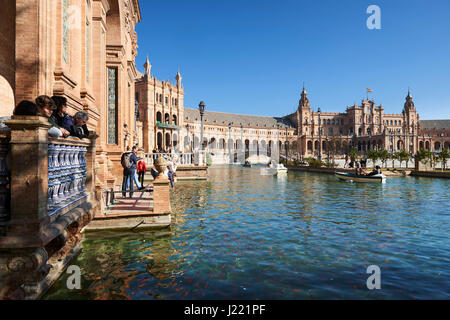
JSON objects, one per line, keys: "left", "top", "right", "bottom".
{"left": 306, "top": 158, "right": 324, "bottom": 168}
{"left": 206, "top": 152, "right": 212, "bottom": 166}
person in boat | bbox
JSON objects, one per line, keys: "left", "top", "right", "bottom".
{"left": 355, "top": 162, "right": 363, "bottom": 175}
{"left": 366, "top": 165, "right": 381, "bottom": 176}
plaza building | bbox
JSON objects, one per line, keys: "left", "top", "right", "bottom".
{"left": 137, "top": 73, "right": 449, "bottom": 163}
{"left": 290, "top": 86, "right": 449, "bottom": 158}
{"left": 0, "top": 0, "right": 142, "bottom": 181}
{"left": 134, "top": 57, "right": 184, "bottom": 153}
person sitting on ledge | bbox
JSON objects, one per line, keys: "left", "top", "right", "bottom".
{"left": 35, "top": 95, "right": 66, "bottom": 138}
{"left": 150, "top": 164, "right": 159, "bottom": 180}
{"left": 69, "top": 111, "right": 90, "bottom": 139}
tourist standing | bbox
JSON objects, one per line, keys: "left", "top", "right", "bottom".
{"left": 167, "top": 165, "right": 175, "bottom": 189}
{"left": 121, "top": 146, "right": 139, "bottom": 198}
{"left": 137, "top": 158, "right": 147, "bottom": 186}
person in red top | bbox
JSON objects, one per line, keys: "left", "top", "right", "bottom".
{"left": 137, "top": 159, "right": 147, "bottom": 186}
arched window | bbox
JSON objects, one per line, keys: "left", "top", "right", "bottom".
{"left": 165, "top": 113, "right": 170, "bottom": 123}
{"left": 172, "top": 114, "right": 177, "bottom": 125}
{"left": 327, "top": 119, "right": 330, "bottom": 125}
{"left": 156, "top": 112, "right": 162, "bottom": 123}
{"left": 434, "top": 142, "right": 441, "bottom": 151}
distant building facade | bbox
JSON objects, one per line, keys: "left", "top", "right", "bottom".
{"left": 291, "top": 86, "right": 449, "bottom": 157}
{"left": 137, "top": 71, "right": 449, "bottom": 162}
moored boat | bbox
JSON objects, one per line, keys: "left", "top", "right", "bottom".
{"left": 335, "top": 171, "right": 386, "bottom": 183}
{"left": 242, "top": 161, "right": 252, "bottom": 167}
{"left": 260, "top": 161, "right": 288, "bottom": 175}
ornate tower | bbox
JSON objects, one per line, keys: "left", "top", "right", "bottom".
{"left": 176, "top": 69, "right": 182, "bottom": 88}
{"left": 403, "top": 89, "right": 418, "bottom": 153}
{"left": 144, "top": 55, "right": 151, "bottom": 77}
{"left": 297, "top": 84, "right": 311, "bottom": 136}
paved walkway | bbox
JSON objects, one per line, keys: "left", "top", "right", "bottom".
{"left": 106, "top": 185, "right": 154, "bottom": 215}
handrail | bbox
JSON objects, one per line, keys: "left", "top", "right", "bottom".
{"left": 47, "top": 138, "right": 90, "bottom": 216}
{"left": 144, "top": 150, "right": 207, "bottom": 166}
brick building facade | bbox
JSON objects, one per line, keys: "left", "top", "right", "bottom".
{"left": 0, "top": 0, "right": 142, "bottom": 180}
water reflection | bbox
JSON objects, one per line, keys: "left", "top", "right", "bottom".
{"left": 45, "top": 167, "right": 450, "bottom": 299}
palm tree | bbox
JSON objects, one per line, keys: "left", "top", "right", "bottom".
{"left": 378, "top": 149, "right": 390, "bottom": 168}
{"left": 397, "top": 150, "right": 410, "bottom": 169}
{"left": 390, "top": 152, "right": 398, "bottom": 169}
{"left": 367, "top": 149, "right": 379, "bottom": 168}
{"left": 415, "top": 148, "right": 432, "bottom": 170}
{"left": 437, "top": 148, "right": 449, "bottom": 171}
{"left": 349, "top": 147, "right": 359, "bottom": 164}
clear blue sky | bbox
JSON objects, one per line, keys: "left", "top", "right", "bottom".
{"left": 135, "top": 0, "right": 450, "bottom": 120}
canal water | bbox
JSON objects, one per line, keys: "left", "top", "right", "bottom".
{"left": 44, "top": 166, "right": 450, "bottom": 299}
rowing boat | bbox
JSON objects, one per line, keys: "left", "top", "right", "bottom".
{"left": 335, "top": 172, "right": 386, "bottom": 183}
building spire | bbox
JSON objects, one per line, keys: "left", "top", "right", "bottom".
{"left": 144, "top": 55, "right": 151, "bottom": 76}
{"left": 176, "top": 67, "right": 182, "bottom": 87}
{"left": 299, "top": 83, "right": 310, "bottom": 109}
{"left": 404, "top": 87, "right": 415, "bottom": 111}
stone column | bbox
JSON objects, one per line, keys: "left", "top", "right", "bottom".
{"left": 153, "top": 159, "right": 171, "bottom": 215}
{"left": 4, "top": 116, "right": 51, "bottom": 229}
{"left": 0, "top": 116, "right": 52, "bottom": 300}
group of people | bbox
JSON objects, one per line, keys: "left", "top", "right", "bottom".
{"left": 354, "top": 162, "right": 382, "bottom": 176}
{"left": 121, "top": 147, "right": 177, "bottom": 198}
{"left": 13, "top": 95, "right": 89, "bottom": 139}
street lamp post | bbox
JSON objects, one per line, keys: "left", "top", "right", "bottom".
{"left": 285, "top": 125, "right": 288, "bottom": 162}
{"left": 318, "top": 108, "right": 322, "bottom": 161}
{"left": 134, "top": 100, "right": 139, "bottom": 145}
{"left": 276, "top": 123, "right": 281, "bottom": 163}
{"left": 199, "top": 101, "right": 205, "bottom": 151}
{"left": 228, "top": 122, "right": 232, "bottom": 164}
{"left": 186, "top": 123, "right": 191, "bottom": 152}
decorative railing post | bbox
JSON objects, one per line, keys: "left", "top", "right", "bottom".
{"left": 0, "top": 140, "right": 9, "bottom": 223}
{"left": 0, "top": 116, "right": 98, "bottom": 300}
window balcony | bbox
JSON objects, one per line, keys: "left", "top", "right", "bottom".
{"left": 156, "top": 121, "right": 179, "bottom": 130}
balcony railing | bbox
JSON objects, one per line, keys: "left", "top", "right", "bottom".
{"left": 144, "top": 150, "right": 207, "bottom": 167}
{"left": 144, "top": 152, "right": 193, "bottom": 166}
{"left": 156, "top": 121, "right": 179, "bottom": 130}
{"left": 47, "top": 142, "right": 88, "bottom": 216}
